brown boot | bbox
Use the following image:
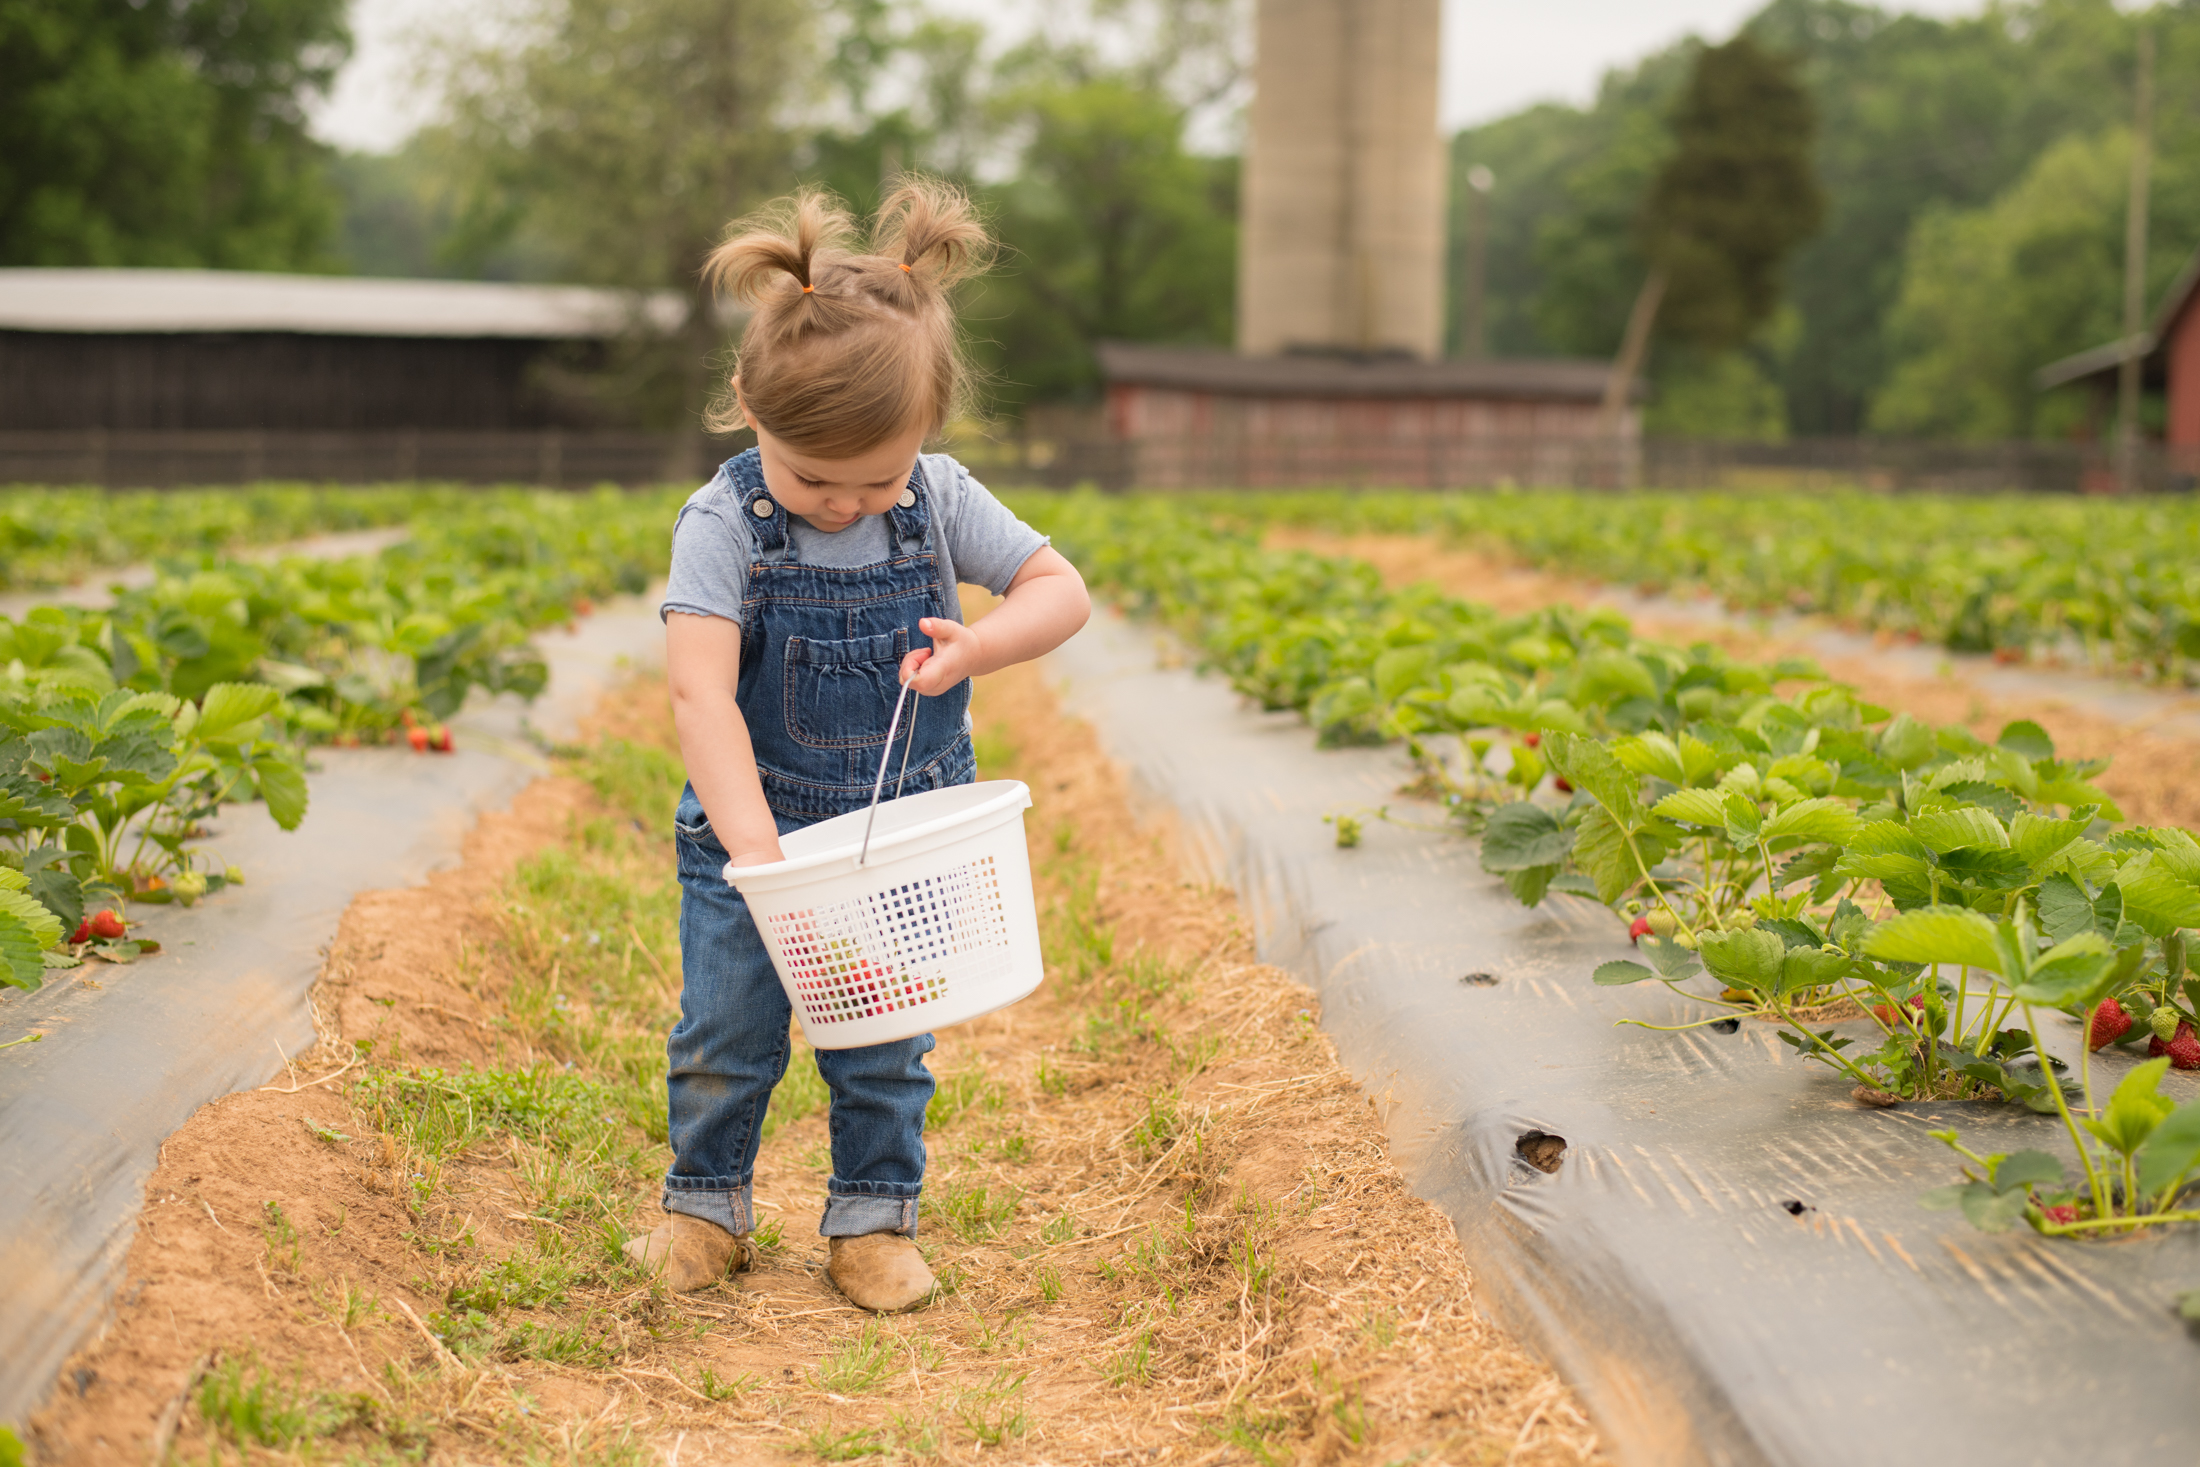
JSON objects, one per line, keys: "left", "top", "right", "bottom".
{"left": 622, "top": 1214, "right": 754, "bottom": 1292}
{"left": 826, "top": 1233, "right": 936, "bottom": 1313}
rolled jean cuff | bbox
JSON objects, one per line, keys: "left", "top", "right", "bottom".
{"left": 662, "top": 1178, "right": 754, "bottom": 1236}
{"left": 820, "top": 1181, "right": 921, "bottom": 1238}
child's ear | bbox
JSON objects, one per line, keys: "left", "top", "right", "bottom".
{"left": 732, "top": 376, "right": 760, "bottom": 434}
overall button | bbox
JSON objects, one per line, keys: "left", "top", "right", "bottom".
{"left": 752, "top": 498, "right": 775, "bottom": 517}
{"left": 896, "top": 488, "right": 916, "bottom": 508}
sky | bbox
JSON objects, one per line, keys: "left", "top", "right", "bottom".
{"left": 310, "top": 0, "right": 1998, "bottom": 155}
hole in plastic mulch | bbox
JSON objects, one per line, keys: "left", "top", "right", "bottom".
{"left": 1781, "top": 1198, "right": 1813, "bottom": 1216}
{"left": 1709, "top": 1017, "right": 1741, "bottom": 1034}
{"left": 1460, "top": 971, "right": 1499, "bottom": 987}
{"left": 1515, "top": 1131, "right": 1567, "bottom": 1174}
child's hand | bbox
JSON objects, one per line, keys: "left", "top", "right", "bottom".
{"left": 899, "top": 618, "right": 983, "bottom": 694}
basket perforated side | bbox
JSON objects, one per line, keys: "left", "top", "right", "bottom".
{"left": 764, "top": 853, "right": 1013, "bottom": 1030}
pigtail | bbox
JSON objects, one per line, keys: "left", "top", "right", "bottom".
{"left": 871, "top": 179, "right": 992, "bottom": 293}
{"left": 703, "top": 189, "right": 856, "bottom": 306}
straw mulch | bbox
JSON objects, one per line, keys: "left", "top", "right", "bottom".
{"left": 26, "top": 657, "right": 1600, "bottom": 1466}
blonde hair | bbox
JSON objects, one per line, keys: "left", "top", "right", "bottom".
{"left": 703, "top": 178, "right": 992, "bottom": 457}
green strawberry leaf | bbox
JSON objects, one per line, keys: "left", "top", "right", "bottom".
{"left": 1864, "top": 907, "right": 2004, "bottom": 972}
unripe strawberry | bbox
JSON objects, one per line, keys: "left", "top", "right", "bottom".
{"left": 1645, "top": 909, "right": 1677, "bottom": 937}
{"left": 2151, "top": 1006, "right": 2182, "bottom": 1042}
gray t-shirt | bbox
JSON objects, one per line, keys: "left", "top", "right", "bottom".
{"left": 659, "top": 452, "right": 1048, "bottom": 626}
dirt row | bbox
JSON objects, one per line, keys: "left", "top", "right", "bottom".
{"left": 1268, "top": 527, "right": 2200, "bottom": 833}
{"left": 25, "top": 659, "right": 1600, "bottom": 1466}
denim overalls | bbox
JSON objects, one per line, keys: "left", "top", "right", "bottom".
{"left": 665, "top": 448, "right": 975, "bottom": 1240}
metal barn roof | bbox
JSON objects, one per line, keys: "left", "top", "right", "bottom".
{"left": 0, "top": 268, "right": 696, "bottom": 339}
{"left": 1096, "top": 341, "right": 1623, "bottom": 402}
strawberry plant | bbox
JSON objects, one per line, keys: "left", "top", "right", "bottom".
{"left": 1019, "top": 492, "right": 2200, "bottom": 1239}
{"left": 1179, "top": 488, "right": 2200, "bottom": 690}
{"left": 0, "top": 484, "right": 456, "bottom": 591}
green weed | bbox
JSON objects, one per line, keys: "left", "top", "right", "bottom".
{"left": 926, "top": 1066, "right": 1005, "bottom": 1129}
{"left": 1103, "top": 1330, "right": 1154, "bottom": 1388}
{"left": 814, "top": 1321, "right": 897, "bottom": 1394}
{"left": 195, "top": 1356, "right": 362, "bottom": 1449}
{"left": 933, "top": 1179, "right": 1019, "bottom": 1242}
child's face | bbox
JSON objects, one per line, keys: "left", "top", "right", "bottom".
{"left": 747, "top": 412, "right": 927, "bottom": 536}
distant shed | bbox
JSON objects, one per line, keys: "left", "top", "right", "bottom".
{"left": 1094, "top": 342, "right": 1634, "bottom": 489}
{"left": 0, "top": 268, "right": 688, "bottom": 433}
{"left": 2037, "top": 247, "right": 2200, "bottom": 455}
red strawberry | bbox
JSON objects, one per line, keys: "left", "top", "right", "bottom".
{"left": 2154, "top": 1021, "right": 2200, "bottom": 1070}
{"left": 400, "top": 708, "right": 418, "bottom": 729}
{"left": 1522, "top": 732, "right": 1541, "bottom": 748}
{"left": 2085, "top": 998, "right": 2134, "bottom": 1049}
{"left": 408, "top": 726, "right": 430, "bottom": 753}
{"left": 1553, "top": 777, "right": 1574, "bottom": 794}
{"left": 428, "top": 725, "right": 453, "bottom": 753}
{"left": 2038, "top": 1203, "right": 2079, "bottom": 1226}
{"left": 573, "top": 598, "right": 595, "bottom": 617}
{"left": 69, "top": 919, "right": 92, "bottom": 945}
{"left": 1629, "top": 915, "right": 1652, "bottom": 944}
{"left": 90, "top": 910, "right": 126, "bottom": 941}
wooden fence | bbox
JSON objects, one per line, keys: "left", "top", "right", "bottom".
{"left": 0, "top": 430, "right": 729, "bottom": 489}
{"left": 5, "top": 428, "right": 2197, "bottom": 495}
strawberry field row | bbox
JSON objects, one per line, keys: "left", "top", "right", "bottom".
{"left": 1190, "top": 488, "right": 2200, "bottom": 688}
{"left": 0, "top": 486, "right": 682, "bottom": 998}
{"left": 1016, "top": 492, "right": 2200, "bottom": 1248}
{"left": 0, "top": 484, "right": 472, "bottom": 592}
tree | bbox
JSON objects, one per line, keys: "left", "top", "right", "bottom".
{"left": 425, "top": 0, "right": 818, "bottom": 424}
{"left": 1869, "top": 128, "right": 2200, "bottom": 439}
{"left": 1601, "top": 34, "right": 1823, "bottom": 419}
{"left": 0, "top": 0, "right": 351, "bottom": 268}
{"left": 970, "top": 77, "right": 1237, "bottom": 410}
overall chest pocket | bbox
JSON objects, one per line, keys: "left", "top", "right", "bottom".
{"left": 782, "top": 629, "right": 910, "bottom": 749}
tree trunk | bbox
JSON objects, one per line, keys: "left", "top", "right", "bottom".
{"left": 1601, "top": 267, "right": 1667, "bottom": 428}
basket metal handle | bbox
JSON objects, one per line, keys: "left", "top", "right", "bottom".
{"left": 858, "top": 678, "right": 922, "bottom": 867}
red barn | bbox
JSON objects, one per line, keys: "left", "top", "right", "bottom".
{"left": 2036, "top": 247, "right": 2200, "bottom": 482}
{"left": 1094, "top": 342, "right": 1635, "bottom": 489}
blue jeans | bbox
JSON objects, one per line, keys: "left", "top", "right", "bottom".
{"left": 663, "top": 793, "right": 936, "bottom": 1238}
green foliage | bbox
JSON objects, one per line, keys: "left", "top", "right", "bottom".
{"left": 0, "top": 485, "right": 439, "bottom": 592}
{"left": 1, "top": 0, "right": 352, "bottom": 269}
{"left": 1218, "top": 487, "right": 2200, "bottom": 688}
{"left": 1034, "top": 490, "right": 2200, "bottom": 1241}
{"left": 1454, "top": 0, "right": 2200, "bottom": 434}
{"left": 1641, "top": 33, "right": 1824, "bottom": 355}
{"left": 972, "top": 78, "right": 1237, "bottom": 410}
{"left": 1872, "top": 126, "right": 2200, "bottom": 439}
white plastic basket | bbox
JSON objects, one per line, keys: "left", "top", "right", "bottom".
{"left": 722, "top": 687, "right": 1043, "bottom": 1048}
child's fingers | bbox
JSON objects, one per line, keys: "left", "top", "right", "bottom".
{"left": 898, "top": 646, "right": 933, "bottom": 685}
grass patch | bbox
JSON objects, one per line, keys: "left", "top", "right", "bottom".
{"left": 933, "top": 1179, "right": 1019, "bottom": 1243}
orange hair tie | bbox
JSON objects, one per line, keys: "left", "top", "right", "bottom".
{"left": 801, "top": 283, "right": 815, "bottom": 293}
{"left": 899, "top": 262, "right": 912, "bottom": 273}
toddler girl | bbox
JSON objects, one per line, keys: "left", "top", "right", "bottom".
{"left": 626, "top": 180, "right": 1090, "bottom": 1312}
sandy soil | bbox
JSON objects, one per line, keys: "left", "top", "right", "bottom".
{"left": 1267, "top": 527, "right": 2200, "bottom": 833}
{"left": 26, "top": 664, "right": 1599, "bottom": 1465}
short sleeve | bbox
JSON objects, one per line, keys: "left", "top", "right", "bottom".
{"left": 660, "top": 500, "right": 751, "bottom": 624}
{"left": 931, "top": 457, "right": 1048, "bottom": 594}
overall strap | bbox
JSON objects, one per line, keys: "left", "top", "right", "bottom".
{"left": 885, "top": 458, "right": 932, "bottom": 555}
{"left": 722, "top": 448, "right": 793, "bottom": 561}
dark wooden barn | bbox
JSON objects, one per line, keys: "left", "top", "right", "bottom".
{"left": 0, "top": 269, "right": 713, "bottom": 485}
